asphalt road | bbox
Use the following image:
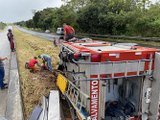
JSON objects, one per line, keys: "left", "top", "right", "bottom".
{"left": 16, "top": 26, "right": 160, "bottom": 49}
{"left": 0, "top": 29, "right": 10, "bottom": 118}
{"left": 16, "top": 26, "right": 61, "bottom": 41}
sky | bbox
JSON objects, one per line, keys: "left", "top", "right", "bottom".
{"left": 0, "top": 0, "right": 63, "bottom": 23}
{"left": 0, "top": 0, "right": 158, "bottom": 23}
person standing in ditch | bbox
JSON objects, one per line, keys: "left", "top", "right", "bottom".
{"left": 38, "top": 54, "right": 52, "bottom": 72}
{"left": 7, "top": 29, "right": 15, "bottom": 52}
{"left": 0, "top": 57, "right": 8, "bottom": 90}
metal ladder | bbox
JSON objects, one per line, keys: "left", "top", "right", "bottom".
{"left": 65, "top": 80, "right": 90, "bottom": 120}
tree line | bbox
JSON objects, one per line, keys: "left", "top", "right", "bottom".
{"left": 16, "top": 0, "right": 160, "bottom": 37}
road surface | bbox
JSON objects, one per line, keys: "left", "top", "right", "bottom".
{"left": 17, "top": 26, "right": 61, "bottom": 41}
{"left": 0, "top": 29, "right": 23, "bottom": 120}
{"left": 0, "top": 29, "right": 10, "bottom": 118}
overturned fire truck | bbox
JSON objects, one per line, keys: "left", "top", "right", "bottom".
{"left": 57, "top": 39, "right": 160, "bottom": 120}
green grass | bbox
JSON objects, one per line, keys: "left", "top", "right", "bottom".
{"left": 78, "top": 35, "right": 160, "bottom": 48}
{"left": 14, "top": 27, "right": 59, "bottom": 119}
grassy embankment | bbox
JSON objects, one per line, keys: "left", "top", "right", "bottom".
{"left": 13, "top": 28, "right": 60, "bottom": 119}
{"left": 100, "top": 37, "right": 160, "bottom": 48}
{"left": 78, "top": 35, "right": 160, "bottom": 48}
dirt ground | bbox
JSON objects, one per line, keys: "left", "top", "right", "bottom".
{"left": 13, "top": 27, "right": 60, "bottom": 119}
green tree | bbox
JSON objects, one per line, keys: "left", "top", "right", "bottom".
{"left": 16, "top": 0, "right": 160, "bottom": 37}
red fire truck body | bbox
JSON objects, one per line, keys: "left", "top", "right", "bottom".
{"left": 58, "top": 39, "right": 160, "bottom": 120}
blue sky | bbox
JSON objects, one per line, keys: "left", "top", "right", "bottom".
{"left": 0, "top": 0, "right": 63, "bottom": 23}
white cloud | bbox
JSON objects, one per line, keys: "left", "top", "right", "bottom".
{"left": 0, "top": 0, "right": 63, "bottom": 23}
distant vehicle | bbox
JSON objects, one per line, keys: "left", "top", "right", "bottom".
{"left": 56, "top": 27, "right": 64, "bottom": 35}
{"left": 45, "top": 30, "right": 50, "bottom": 33}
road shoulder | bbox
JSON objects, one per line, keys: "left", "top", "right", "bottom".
{"left": 5, "top": 52, "right": 24, "bottom": 120}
